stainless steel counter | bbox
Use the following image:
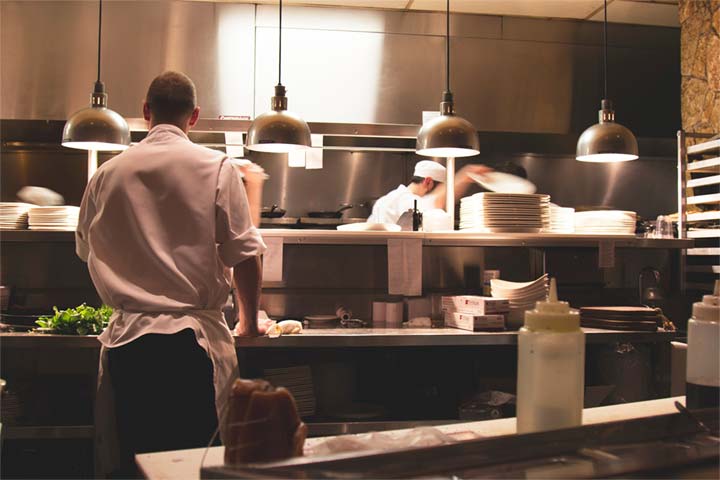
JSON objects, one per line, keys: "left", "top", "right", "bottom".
{"left": 0, "top": 328, "right": 677, "bottom": 349}
{"left": 0, "top": 229, "right": 695, "bottom": 249}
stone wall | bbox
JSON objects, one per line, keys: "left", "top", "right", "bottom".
{"left": 680, "top": 0, "right": 720, "bottom": 135}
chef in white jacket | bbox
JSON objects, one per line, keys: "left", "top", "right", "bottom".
{"left": 368, "top": 160, "right": 490, "bottom": 224}
{"left": 76, "top": 71, "right": 266, "bottom": 476}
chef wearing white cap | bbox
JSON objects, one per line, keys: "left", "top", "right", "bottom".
{"left": 368, "top": 160, "right": 489, "bottom": 224}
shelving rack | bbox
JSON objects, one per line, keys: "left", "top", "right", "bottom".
{"left": 677, "top": 131, "right": 720, "bottom": 292}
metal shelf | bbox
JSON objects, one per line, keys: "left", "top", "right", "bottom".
{"left": 687, "top": 138, "right": 720, "bottom": 155}
{"left": 687, "top": 156, "right": 720, "bottom": 173}
{"left": 687, "top": 229, "right": 720, "bottom": 239}
{"left": 2, "top": 425, "right": 94, "bottom": 440}
{"left": 687, "top": 193, "right": 720, "bottom": 205}
{"left": 687, "top": 175, "right": 720, "bottom": 188}
{"left": 686, "top": 247, "right": 720, "bottom": 256}
{"left": 687, "top": 211, "right": 720, "bottom": 222}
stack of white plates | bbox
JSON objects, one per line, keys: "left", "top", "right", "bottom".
{"left": 574, "top": 210, "right": 637, "bottom": 235}
{"left": 460, "top": 193, "right": 551, "bottom": 233}
{"left": 490, "top": 275, "right": 549, "bottom": 328}
{"left": 545, "top": 204, "right": 575, "bottom": 233}
{"left": 262, "top": 365, "right": 316, "bottom": 418}
{"left": 28, "top": 206, "right": 80, "bottom": 231}
{"left": 0, "top": 202, "right": 32, "bottom": 229}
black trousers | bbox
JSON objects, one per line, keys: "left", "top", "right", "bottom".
{"left": 107, "top": 329, "right": 218, "bottom": 474}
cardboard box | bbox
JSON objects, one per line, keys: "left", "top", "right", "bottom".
{"left": 441, "top": 295, "right": 510, "bottom": 315}
{"left": 445, "top": 311, "right": 505, "bottom": 331}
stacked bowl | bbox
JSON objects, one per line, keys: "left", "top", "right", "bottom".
{"left": 490, "top": 274, "right": 549, "bottom": 329}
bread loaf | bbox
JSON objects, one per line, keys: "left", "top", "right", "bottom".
{"left": 224, "top": 378, "right": 307, "bottom": 465}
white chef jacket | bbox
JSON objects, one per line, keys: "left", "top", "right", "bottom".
{"left": 76, "top": 124, "right": 266, "bottom": 473}
{"left": 367, "top": 184, "right": 437, "bottom": 224}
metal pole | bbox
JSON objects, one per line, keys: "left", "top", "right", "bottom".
{"left": 88, "top": 150, "right": 98, "bottom": 182}
{"left": 677, "top": 130, "right": 687, "bottom": 294}
{"left": 446, "top": 157, "right": 455, "bottom": 229}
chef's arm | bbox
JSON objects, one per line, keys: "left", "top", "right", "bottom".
{"left": 233, "top": 256, "right": 263, "bottom": 336}
{"left": 428, "top": 164, "right": 492, "bottom": 209}
{"left": 238, "top": 163, "right": 266, "bottom": 227}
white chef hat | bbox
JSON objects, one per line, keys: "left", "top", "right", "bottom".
{"left": 413, "top": 160, "right": 446, "bottom": 183}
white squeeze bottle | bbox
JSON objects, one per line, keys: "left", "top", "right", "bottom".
{"left": 686, "top": 280, "right": 720, "bottom": 410}
{"left": 517, "top": 278, "right": 585, "bottom": 433}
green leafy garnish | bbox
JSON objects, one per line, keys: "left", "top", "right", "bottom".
{"left": 36, "top": 304, "right": 113, "bottom": 335}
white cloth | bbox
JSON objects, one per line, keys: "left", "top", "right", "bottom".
{"left": 76, "top": 124, "right": 266, "bottom": 475}
{"left": 367, "top": 185, "right": 437, "bottom": 224}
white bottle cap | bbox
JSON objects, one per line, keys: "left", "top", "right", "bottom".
{"left": 524, "top": 278, "right": 580, "bottom": 331}
{"left": 692, "top": 280, "right": 720, "bottom": 323}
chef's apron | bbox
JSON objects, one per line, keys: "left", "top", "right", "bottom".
{"left": 94, "top": 309, "right": 238, "bottom": 477}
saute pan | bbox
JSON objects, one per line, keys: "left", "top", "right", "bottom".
{"left": 261, "top": 205, "right": 286, "bottom": 218}
{"left": 307, "top": 203, "right": 352, "bottom": 219}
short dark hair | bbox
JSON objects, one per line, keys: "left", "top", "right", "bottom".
{"left": 410, "top": 176, "right": 426, "bottom": 184}
{"left": 145, "top": 71, "right": 197, "bottom": 127}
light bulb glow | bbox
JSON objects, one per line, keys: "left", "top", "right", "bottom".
{"left": 62, "top": 141, "right": 129, "bottom": 152}
{"left": 576, "top": 153, "right": 638, "bottom": 163}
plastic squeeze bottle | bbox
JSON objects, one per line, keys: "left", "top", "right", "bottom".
{"left": 686, "top": 280, "right": 720, "bottom": 409}
{"left": 517, "top": 278, "right": 585, "bottom": 433}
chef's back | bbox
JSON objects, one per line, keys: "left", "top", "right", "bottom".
{"left": 76, "top": 124, "right": 265, "bottom": 315}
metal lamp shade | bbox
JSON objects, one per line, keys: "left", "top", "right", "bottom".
{"left": 62, "top": 105, "right": 130, "bottom": 152}
{"left": 245, "top": 109, "right": 312, "bottom": 153}
{"left": 576, "top": 121, "right": 638, "bottom": 163}
{"left": 416, "top": 113, "right": 480, "bottom": 158}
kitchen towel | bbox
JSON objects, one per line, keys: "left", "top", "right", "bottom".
{"left": 387, "top": 238, "right": 422, "bottom": 296}
{"left": 386, "top": 301, "right": 403, "bottom": 328}
{"left": 372, "top": 301, "right": 387, "bottom": 327}
{"left": 262, "top": 236, "right": 284, "bottom": 282}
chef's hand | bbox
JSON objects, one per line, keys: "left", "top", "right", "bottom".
{"left": 234, "top": 316, "right": 275, "bottom": 337}
{"left": 456, "top": 164, "right": 493, "bottom": 185}
{"left": 238, "top": 163, "right": 268, "bottom": 187}
{"left": 237, "top": 162, "right": 266, "bottom": 227}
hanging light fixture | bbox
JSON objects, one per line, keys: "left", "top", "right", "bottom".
{"left": 62, "top": 0, "right": 130, "bottom": 152}
{"left": 246, "top": 0, "right": 311, "bottom": 154}
{"left": 416, "top": 0, "right": 479, "bottom": 158}
{"left": 576, "top": 0, "right": 638, "bottom": 163}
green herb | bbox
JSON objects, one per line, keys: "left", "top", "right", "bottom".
{"left": 36, "top": 304, "right": 113, "bottom": 335}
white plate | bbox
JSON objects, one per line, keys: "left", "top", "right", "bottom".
{"left": 337, "top": 222, "right": 401, "bottom": 232}
{"left": 468, "top": 172, "right": 537, "bottom": 194}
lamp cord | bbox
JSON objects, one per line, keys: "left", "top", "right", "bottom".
{"left": 97, "top": 0, "right": 102, "bottom": 83}
{"left": 603, "top": 0, "right": 607, "bottom": 100}
{"left": 446, "top": 0, "right": 450, "bottom": 94}
{"left": 278, "top": 0, "right": 283, "bottom": 86}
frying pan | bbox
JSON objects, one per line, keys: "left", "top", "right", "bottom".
{"left": 307, "top": 203, "right": 353, "bottom": 219}
{"left": 261, "top": 205, "right": 286, "bottom": 218}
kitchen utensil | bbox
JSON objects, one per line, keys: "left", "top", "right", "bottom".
{"left": 261, "top": 205, "right": 286, "bottom": 218}
{"left": 468, "top": 171, "right": 537, "bottom": 194}
{"left": 307, "top": 203, "right": 353, "bottom": 219}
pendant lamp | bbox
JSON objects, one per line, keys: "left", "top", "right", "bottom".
{"left": 62, "top": 0, "right": 130, "bottom": 151}
{"left": 576, "top": 0, "right": 638, "bottom": 163}
{"left": 246, "top": 0, "right": 311, "bottom": 154}
{"left": 416, "top": 0, "right": 479, "bottom": 158}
